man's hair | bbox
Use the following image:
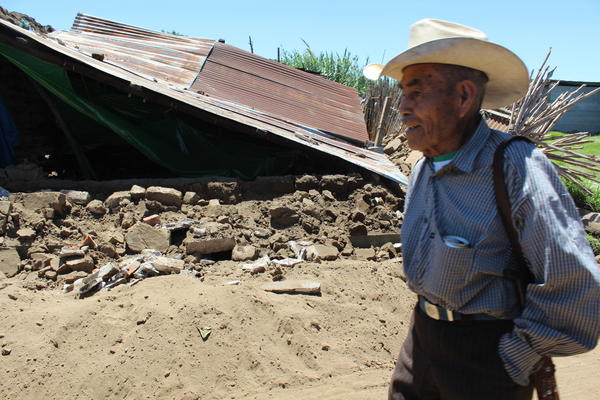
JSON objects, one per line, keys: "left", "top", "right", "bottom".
{"left": 437, "top": 64, "right": 489, "bottom": 111}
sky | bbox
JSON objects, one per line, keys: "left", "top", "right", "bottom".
{"left": 4, "top": 0, "right": 600, "bottom": 82}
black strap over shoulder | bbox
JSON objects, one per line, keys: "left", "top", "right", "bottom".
{"left": 492, "top": 136, "right": 536, "bottom": 310}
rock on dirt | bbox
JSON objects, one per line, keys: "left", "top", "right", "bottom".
{"left": 125, "top": 222, "right": 170, "bottom": 253}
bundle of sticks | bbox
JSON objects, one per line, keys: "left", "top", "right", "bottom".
{"left": 507, "top": 49, "right": 600, "bottom": 192}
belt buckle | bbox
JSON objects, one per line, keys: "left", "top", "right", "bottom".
{"left": 424, "top": 300, "right": 441, "bottom": 320}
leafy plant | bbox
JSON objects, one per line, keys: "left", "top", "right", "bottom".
{"left": 563, "top": 179, "right": 600, "bottom": 212}
{"left": 587, "top": 234, "right": 600, "bottom": 256}
{"left": 279, "top": 42, "right": 370, "bottom": 95}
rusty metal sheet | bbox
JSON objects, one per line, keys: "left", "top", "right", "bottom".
{"left": 191, "top": 43, "right": 369, "bottom": 144}
{"left": 50, "top": 13, "right": 214, "bottom": 88}
{"left": 0, "top": 17, "right": 406, "bottom": 185}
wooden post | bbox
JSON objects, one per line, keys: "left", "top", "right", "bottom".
{"left": 374, "top": 96, "right": 390, "bottom": 147}
{"left": 31, "top": 80, "right": 97, "bottom": 180}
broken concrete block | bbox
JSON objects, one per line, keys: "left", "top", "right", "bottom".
{"left": 16, "top": 227, "right": 36, "bottom": 240}
{"left": 149, "top": 256, "right": 184, "bottom": 273}
{"left": 0, "top": 200, "right": 11, "bottom": 216}
{"left": 146, "top": 186, "right": 182, "bottom": 207}
{"left": 65, "top": 256, "right": 95, "bottom": 273}
{"left": 269, "top": 206, "right": 299, "bottom": 227}
{"left": 86, "top": 200, "right": 107, "bottom": 216}
{"left": 305, "top": 244, "right": 339, "bottom": 261}
{"left": 0, "top": 248, "right": 20, "bottom": 277}
{"left": 59, "top": 270, "right": 89, "bottom": 284}
{"left": 30, "top": 253, "right": 59, "bottom": 271}
{"left": 262, "top": 280, "right": 321, "bottom": 295}
{"left": 61, "top": 190, "right": 91, "bottom": 206}
{"left": 353, "top": 248, "right": 376, "bottom": 261}
{"left": 130, "top": 185, "right": 146, "bottom": 201}
{"left": 22, "top": 192, "right": 66, "bottom": 215}
{"left": 143, "top": 214, "right": 161, "bottom": 226}
{"left": 104, "top": 191, "right": 131, "bottom": 209}
{"left": 383, "top": 137, "right": 403, "bottom": 155}
{"left": 184, "top": 237, "right": 235, "bottom": 255}
{"left": 125, "top": 222, "right": 170, "bottom": 253}
{"left": 183, "top": 191, "right": 199, "bottom": 204}
{"left": 232, "top": 244, "right": 258, "bottom": 261}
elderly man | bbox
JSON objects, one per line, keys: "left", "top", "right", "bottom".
{"left": 365, "top": 19, "right": 600, "bottom": 399}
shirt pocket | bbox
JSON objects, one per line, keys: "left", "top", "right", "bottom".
{"left": 421, "top": 235, "right": 475, "bottom": 308}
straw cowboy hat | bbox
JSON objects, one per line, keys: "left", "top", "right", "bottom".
{"left": 363, "top": 19, "right": 529, "bottom": 109}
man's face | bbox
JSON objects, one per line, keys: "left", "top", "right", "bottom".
{"left": 399, "top": 64, "right": 461, "bottom": 157}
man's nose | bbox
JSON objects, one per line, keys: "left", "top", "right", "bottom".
{"left": 398, "top": 95, "right": 411, "bottom": 115}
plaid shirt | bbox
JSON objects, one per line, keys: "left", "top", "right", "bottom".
{"left": 401, "top": 119, "right": 600, "bottom": 385}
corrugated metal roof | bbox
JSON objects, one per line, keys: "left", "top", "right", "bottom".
{"left": 191, "top": 43, "right": 369, "bottom": 143}
{"left": 483, "top": 108, "right": 510, "bottom": 131}
{"left": 51, "top": 13, "right": 214, "bottom": 88}
{"left": 0, "top": 16, "right": 407, "bottom": 185}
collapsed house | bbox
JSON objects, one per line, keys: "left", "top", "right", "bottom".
{"left": 0, "top": 12, "right": 407, "bottom": 186}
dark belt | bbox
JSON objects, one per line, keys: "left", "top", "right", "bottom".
{"left": 418, "top": 296, "right": 500, "bottom": 322}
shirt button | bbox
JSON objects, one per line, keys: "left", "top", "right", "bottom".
{"left": 429, "top": 233, "right": 435, "bottom": 239}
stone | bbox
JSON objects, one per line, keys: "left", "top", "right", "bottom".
{"left": 98, "top": 243, "right": 118, "bottom": 258}
{"left": 262, "top": 280, "right": 321, "bottom": 295}
{"left": 383, "top": 137, "right": 403, "bottom": 155}
{"left": 1, "top": 348, "right": 11, "bottom": 356}
{"left": 405, "top": 150, "right": 424, "bottom": 168}
{"left": 206, "top": 181, "right": 241, "bottom": 204}
{"left": 185, "top": 237, "right": 235, "bottom": 255}
{"left": 269, "top": 206, "right": 300, "bottom": 227}
{"left": 0, "top": 248, "right": 20, "bottom": 277}
{"left": 60, "top": 270, "right": 89, "bottom": 284}
{"left": 321, "top": 175, "right": 350, "bottom": 195}
{"left": 22, "top": 192, "right": 66, "bottom": 215}
{"left": 253, "top": 228, "right": 271, "bottom": 238}
{"left": 65, "top": 256, "right": 95, "bottom": 273}
{"left": 143, "top": 214, "right": 161, "bottom": 226}
{"left": 183, "top": 192, "right": 199, "bottom": 205}
{"left": 232, "top": 244, "right": 259, "bottom": 261}
{"left": 44, "top": 270, "right": 57, "bottom": 280}
{"left": 353, "top": 248, "right": 376, "bottom": 261}
{"left": 355, "top": 196, "right": 370, "bottom": 213}
{"left": 0, "top": 200, "right": 11, "bottom": 216}
{"left": 104, "top": 191, "right": 131, "bottom": 209}
{"left": 322, "top": 190, "right": 336, "bottom": 202}
{"left": 146, "top": 186, "right": 182, "bottom": 207}
{"left": 208, "top": 199, "right": 220, "bottom": 206}
{"left": 349, "top": 223, "right": 368, "bottom": 236}
{"left": 30, "top": 253, "right": 59, "bottom": 271}
{"left": 61, "top": 190, "right": 91, "bottom": 205}
{"left": 351, "top": 210, "right": 366, "bottom": 222}
{"left": 86, "top": 200, "right": 107, "bottom": 216}
{"left": 581, "top": 211, "right": 600, "bottom": 235}
{"left": 130, "top": 185, "right": 146, "bottom": 200}
{"left": 17, "top": 227, "right": 36, "bottom": 240}
{"left": 295, "top": 175, "right": 319, "bottom": 191}
{"left": 149, "top": 256, "right": 184, "bottom": 273}
{"left": 305, "top": 244, "right": 339, "bottom": 261}
{"left": 125, "top": 223, "right": 170, "bottom": 253}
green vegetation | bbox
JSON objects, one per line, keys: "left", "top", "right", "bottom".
{"left": 563, "top": 179, "right": 600, "bottom": 212}
{"left": 279, "top": 43, "right": 369, "bottom": 95}
{"left": 588, "top": 234, "right": 600, "bottom": 256}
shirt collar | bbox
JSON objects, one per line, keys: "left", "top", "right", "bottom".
{"left": 446, "top": 118, "right": 491, "bottom": 174}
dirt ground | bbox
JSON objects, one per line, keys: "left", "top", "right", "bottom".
{"left": 1, "top": 258, "right": 599, "bottom": 400}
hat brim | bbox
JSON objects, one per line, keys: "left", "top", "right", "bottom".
{"left": 364, "top": 37, "right": 529, "bottom": 109}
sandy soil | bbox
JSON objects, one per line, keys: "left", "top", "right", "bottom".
{"left": 2, "top": 258, "right": 598, "bottom": 399}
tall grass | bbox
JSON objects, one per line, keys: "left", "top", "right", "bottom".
{"left": 279, "top": 42, "right": 369, "bottom": 95}
{"left": 563, "top": 179, "right": 600, "bottom": 212}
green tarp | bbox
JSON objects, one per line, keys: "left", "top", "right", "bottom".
{"left": 0, "top": 43, "right": 301, "bottom": 179}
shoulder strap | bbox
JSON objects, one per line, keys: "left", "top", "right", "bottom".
{"left": 492, "top": 136, "right": 535, "bottom": 310}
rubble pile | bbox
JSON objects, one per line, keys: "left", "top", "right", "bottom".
{"left": 0, "top": 174, "right": 405, "bottom": 296}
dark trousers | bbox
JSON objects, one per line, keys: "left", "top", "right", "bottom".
{"left": 389, "top": 305, "right": 534, "bottom": 400}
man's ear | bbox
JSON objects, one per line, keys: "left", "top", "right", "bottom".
{"left": 456, "top": 80, "right": 478, "bottom": 118}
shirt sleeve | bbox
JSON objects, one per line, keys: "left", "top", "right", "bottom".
{"left": 497, "top": 142, "right": 600, "bottom": 386}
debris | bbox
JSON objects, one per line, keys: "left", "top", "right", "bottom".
{"left": 197, "top": 326, "right": 212, "bottom": 341}
{"left": 208, "top": 199, "right": 220, "bottom": 206}
{"left": 184, "top": 237, "right": 235, "bottom": 255}
{"left": 7, "top": 293, "right": 17, "bottom": 300}
{"left": 125, "top": 222, "right": 170, "bottom": 253}
{"left": 0, "top": 248, "right": 21, "bottom": 277}
{"left": 232, "top": 244, "right": 258, "bottom": 261}
{"left": 353, "top": 248, "right": 376, "bottom": 261}
{"left": 183, "top": 191, "right": 199, "bottom": 204}
{"left": 61, "top": 190, "right": 91, "bottom": 206}
{"left": 143, "top": 214, "right": 161, "bottom": 226}
{"left": 21, "top": 192, "right": 66, "bottom": 215}
{"left": 17, "top": 227, "right": 36, "bottom": 240}
{"left": 104, "top": 191, "right": 131, "bottom": 209}
{"left": 146, "top": 186, "right": 182, "bottom": 207}
{"left": 242, "top": 255, "right": 270, "bottom": 274}
{"left": 148, "top": 256, "right": 184, "bottom": 274}
{"left": 226, "top": 280, "right": 241, "bottom": 285}
{"left": 59, "top": 247, "right": 85, "bottom": 258}
{"left": 130, "top": 184, "right": 146, "bottom": 200}
{"left": 262, "top": 280, "right": 321, "bottom": 295}
{"left": 86, "top": 199, "right": 107, "bottom": 216}
{"left": 305, "top": 244, "right": 339, "bottom": 261}
{"left": 272, "top": 258, "right": 303, "bottom": 267}
{"left": 1, "top": 348, "right": 11, "bottom": 356}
